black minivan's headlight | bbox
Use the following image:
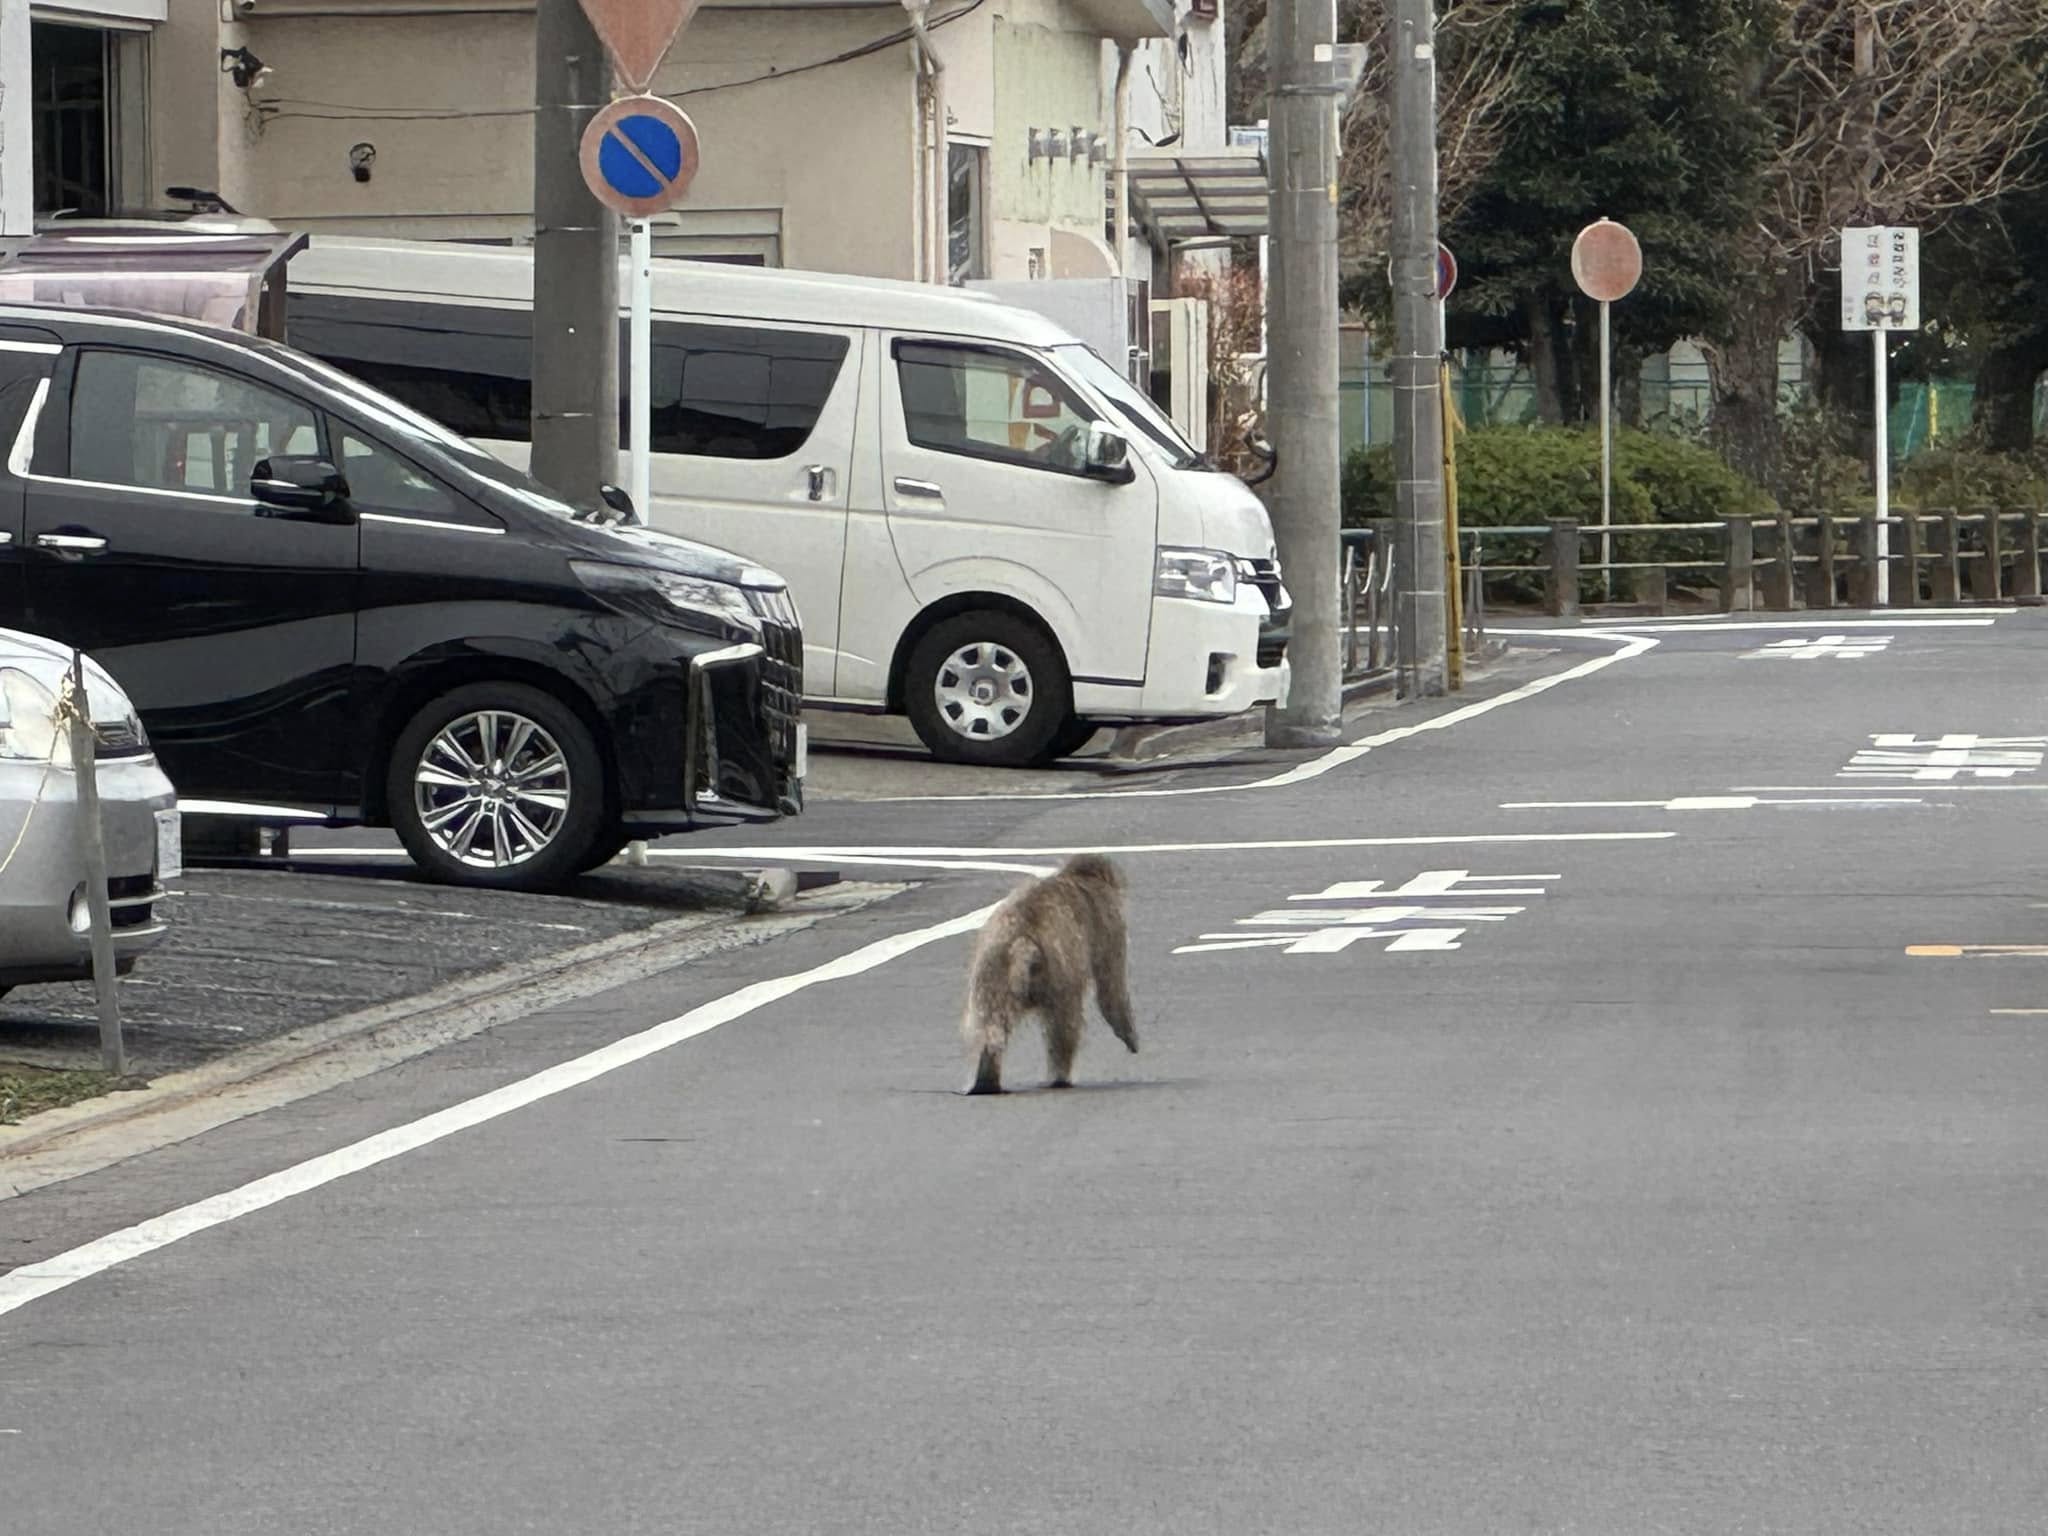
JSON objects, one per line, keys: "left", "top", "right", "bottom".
{"left": 571, "top": 561, "right": 764, "bottom": 642}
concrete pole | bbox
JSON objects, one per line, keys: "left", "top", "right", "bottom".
{"left": 531, "top": 0, "right": 620, "bottom": 504}
{"left": 1389, "top": 0, "right": 1448, "bottom": 697}
{"left": 1261, "top": 0, "right": 1344, "bottom": 749}
{"left": 0, "top": 0, "right": 32, "bottom": 238}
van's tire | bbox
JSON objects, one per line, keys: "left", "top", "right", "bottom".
{"left": 1046, "top": 718, "right": 1100, "bottom": 760}
{"left": 387, "top": 683, "right": 607, "bottom": 891}
{"left": 905, "top": 611, "right": 1072, "bottom": 768}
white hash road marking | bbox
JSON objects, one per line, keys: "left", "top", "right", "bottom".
{"left": 1743, "top": 634, "right": 1892, "bottom": 659}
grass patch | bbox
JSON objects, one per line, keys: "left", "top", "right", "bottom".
{"left": 0, "top": 1064, "right": 135, "bottom": 1124}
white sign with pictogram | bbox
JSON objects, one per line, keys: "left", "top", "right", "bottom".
{"left": 1841, "top": 226, "right": 1920, "bottom": 332}
{"left": 1174, "top": 870, "right": 1558, "bottom": 957}
{"left": 1840, "top": 734, "right": 2048, "bottom": 782}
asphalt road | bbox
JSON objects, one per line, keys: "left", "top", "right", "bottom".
{"left": 7, "top": 608, "right": 2048, "bottom": 1534}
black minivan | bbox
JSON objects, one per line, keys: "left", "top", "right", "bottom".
{"left": 0, "top": 304, "right": 803, "bottom": 890}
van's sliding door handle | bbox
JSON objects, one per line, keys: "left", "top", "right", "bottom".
{"left": 892, "top": 477, "right": 944, "bottom": 501}
{"left": 805, "top": 465, "right": 833, "bottom": 502}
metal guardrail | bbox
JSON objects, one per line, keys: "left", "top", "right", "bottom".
{"left": 1397, "top": 509, "right": 2048, "bottom": 616}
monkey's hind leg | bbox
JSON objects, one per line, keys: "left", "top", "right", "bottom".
{"left": 1043, "top": 996, "right": 1085, "bottom": 1089}
{"left": 963, "top": 986, "right": 1016, "bottom": 1096}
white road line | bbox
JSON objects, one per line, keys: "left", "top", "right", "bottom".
{"left": 1574, "top": 606, "right": 2003, "bottom": 627}
{"left": 0, "top": 899, "right": 1002, "bottom": 1321}
{"left": 849, "top": 633, "right": 1660, "bottom": 804}
{"left": 1729, "top": 783, "right": 2048, "bottom": 794}
{"left": 664, "top": 831, "right": 1676, "bottom": 861}
{"left": 1533, "top": 618, "right": 1995, "bottom": 634}
{"left": 1501, "top": 796, "right": 1923, "bottom": 811}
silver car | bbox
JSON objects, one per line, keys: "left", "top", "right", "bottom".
{"left": 0, "top": 628, "right": 179, "bottom": 1000}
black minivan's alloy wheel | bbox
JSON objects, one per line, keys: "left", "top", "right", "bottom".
{"left": 905, "top": 610, "right": 1074, "bottom": 768}
{"left": 388, "top": 683, "right": 607, "bottom": 890}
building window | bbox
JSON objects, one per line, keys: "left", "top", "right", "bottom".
{"left": 29, "top": 21, "right": 145, "bottom": 219}
{"left": 948, "top": 143, "right": 987, "bottom": 286}
{"left": 32, "top": 23, "right": 110, "bottom": 216}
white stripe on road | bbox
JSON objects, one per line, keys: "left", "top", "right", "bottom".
{"left": 1577, "top": 607, "right": 2002, "bottom": 625}
{"left": 0, "top": 899, "right": 1003, "bottom": 1320}
{"left": 851, "top": 634, "right": 1661, "bottom": 804}
{"left": 1501, "top": 796, "right": 1924, "bottom": 811}
{"left": 1530, "top": 618, "right": 1996, "bottom": 634}
{"left": 660, "top": 831, "right": 1676, "bottom": 861}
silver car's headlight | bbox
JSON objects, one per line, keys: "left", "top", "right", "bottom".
{"left": 1153, "top": 547, "right": 1238, "bottom": 604}
{"left": 571, "top": 561, "right": 765, "bottom": 642}
{"left": 0, "top": 668, "right": 61, "bottom": 763}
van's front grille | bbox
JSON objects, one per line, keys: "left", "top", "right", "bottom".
{"left": 1238, "top": 557, "right": 1284, "bottom": 614}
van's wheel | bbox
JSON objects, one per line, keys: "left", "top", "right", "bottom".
{"left": 388, "top": 683, "right": 606, "bottom": 891}
{"left": 905, "top": 611, "right": 1071, "bottom": 768}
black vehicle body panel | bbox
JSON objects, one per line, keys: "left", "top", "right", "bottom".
{"left": 0, "top": 304, "right": 801, "bottom": 836}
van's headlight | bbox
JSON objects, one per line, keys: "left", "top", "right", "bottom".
{"left": 571, "top": 561, "right": 764, "bottom": 641}
{"left": 1154, "top": 548, "right": 1238, "bottom": 604}
{"left": 0, "top": 669, "right": 62, "bottom": 763}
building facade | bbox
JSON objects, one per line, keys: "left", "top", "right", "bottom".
{"left": 2, "top": 0, "right": 1234, "bottom": 284}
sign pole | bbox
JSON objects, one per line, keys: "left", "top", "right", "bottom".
{"left": 1874, "top": 328, "right": 1890, "bottom": 605}
{"left": 629, "top": 217, "right": 653, "bottom": 524}
{"left": 1600, "top": 297, "right": 1613, "bottom": 602}
{"left": 1569, "top": 219, "right": 1643, "bottom": 610}
{"left": 66, "top": 653, "right": 124, "bottom": 1076}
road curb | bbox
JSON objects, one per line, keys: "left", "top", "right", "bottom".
{"left": 0, "top": 877, "right": 902, "bottom": 1193}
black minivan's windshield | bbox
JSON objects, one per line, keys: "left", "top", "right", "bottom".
{"left": 1056, "top": 343, "right": 1205, "bottom": 470}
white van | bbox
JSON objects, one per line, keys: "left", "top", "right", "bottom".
{"left": 284, "top": 240, "right": 1291, "bottom": 767}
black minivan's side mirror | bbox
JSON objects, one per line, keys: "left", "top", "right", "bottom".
{"left": 598, "top": 483, "right": 637, "bottom": 521}
{"left": 252, "top": 456, "right": 353, "bottom": 522}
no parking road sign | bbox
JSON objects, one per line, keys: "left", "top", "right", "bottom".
{"left": 579, "top": 95, "right": 701, "bottom": 218}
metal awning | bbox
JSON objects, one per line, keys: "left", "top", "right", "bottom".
{"left": 1068, "top": 0, "right": 1175, "bottom": 40}
{"left": 1117, "top": 149, "right": 1269, "bottom": 243}
{"left": 0, "top": 225, "right": 310, "bottom": 339}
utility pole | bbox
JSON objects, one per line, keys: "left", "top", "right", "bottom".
{"left": 1262, "top": 0, "right": 1345, "bottom": 749}
{"left": 1390, "top": 0, "right": 1448, "bottom": 697}
{"left": 531, "top": 0, "right": 620, "bottom": 503}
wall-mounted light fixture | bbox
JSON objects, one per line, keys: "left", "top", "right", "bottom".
{"left": 1069, "top": 127, "right": 1090, "bottom": 161}
{"left": 349, "top": 142, "right": 376, "bottom": 183}
{"left": 220, "top": 46, "right": 271, "bottom": 90}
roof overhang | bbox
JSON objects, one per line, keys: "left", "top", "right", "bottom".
{"left": 1120, "top": 148, "right": 1269, "bottom": 243}
{"left": 0, "top": 226, "right": 309, "bottom": 339}
{"left": 1068, "top": 0, "right": 1174, "bottom": 40}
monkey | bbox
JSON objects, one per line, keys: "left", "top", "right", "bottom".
{"left": 960, "top": 854, "right": 1138, "bottom": 1095}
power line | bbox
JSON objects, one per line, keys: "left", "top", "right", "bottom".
{"left": 257, "top": 0, "right": 986, "bottom": 126}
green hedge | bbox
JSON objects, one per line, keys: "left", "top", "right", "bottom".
{"left": 1343, "top": 425, "right": 1772, "bottom": 601}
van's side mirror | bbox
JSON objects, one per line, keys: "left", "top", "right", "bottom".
{"left": 1082, "top": 424, "right": 1133, "bottom": 483}
{"left": 251, "top": 456, "right": 353, "bottom": 522}
{"left": 599, "top": 483, "right": 637, "bottom": 520}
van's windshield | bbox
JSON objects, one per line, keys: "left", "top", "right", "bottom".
{"left": 1056, "top": 344, "right": 1205, "bottom": 471}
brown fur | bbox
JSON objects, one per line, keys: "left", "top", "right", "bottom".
{"left": 960, "top": 854, "right": 1138, "bottom": 1094}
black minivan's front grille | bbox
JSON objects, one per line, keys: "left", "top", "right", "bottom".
{"left": 744, "top": 587, "right": 804, "bottom": 775}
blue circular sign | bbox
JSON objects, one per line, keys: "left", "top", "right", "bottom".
{"left": 580, "top": 96, "right": 701, "bottom": 217}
